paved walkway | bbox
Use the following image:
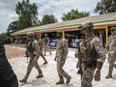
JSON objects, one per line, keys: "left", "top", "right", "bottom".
{"left": 9, "top": 47, "right": 116, "bottom": 87}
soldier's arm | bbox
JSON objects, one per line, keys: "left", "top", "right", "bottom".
{"left": 93, "top": 37, "right": 106, "bottom": 63}
{"left": 93, "top": 37, "right": 106, "bottom": 81}
{"left": 62, "top": 40, "right": 68, "bottom": 60}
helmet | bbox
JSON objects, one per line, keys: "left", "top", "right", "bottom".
{"left": 110, "top": 27, "right": 116, "bottom": 31}
{"left": 45, "top": 33, "right": 48, "bottom": 36}
{"left": 27, "top": 32, "right": 34, "bottom": 38}
{"left": 79, "top": 21, "right": 93, "bottom": 35}
{"left": 81, "top": 21, "right": 93, "bottom": 30}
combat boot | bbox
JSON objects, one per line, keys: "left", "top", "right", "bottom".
{"left": 56, "top": 80, "right": 64, "bottom": 85}
{"left": 19, "top": 79, "right": 27, "bottom": 83}
{"left": 105, "top": 74, "right": 112, "bottom": 79}
{"left": 43, "top": 61, "right": 48, "bottom": 65}
{"left": 36, "top": 74, "right": 43, "bottom": 78}
{"left": 66, "top": 76, "right": 71, "bottom": 84}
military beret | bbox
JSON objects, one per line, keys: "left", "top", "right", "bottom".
{"left": 110, "top": 27, "right": 116, "bottom": 31}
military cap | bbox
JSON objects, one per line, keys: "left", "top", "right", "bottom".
{"left": 110, "top": 27, "right": 116, "bottom": 31}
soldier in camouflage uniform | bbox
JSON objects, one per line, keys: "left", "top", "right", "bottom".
{"left": 105, "top": 27, "right": 116, "bottom": 79}
{"left": 75, "top": 22, "right": 106, "bottom": 87}
{"left": 43, "top": 34, "right": 51, "bottom": 56}
{"left": 20, "top": 33, "right": 43, "bottom": 83}
{"left": 54, "top": 32, "right": 71, "bottom": 85}
{"left": 37, "top": 34, "right": 48, "bottom": 64}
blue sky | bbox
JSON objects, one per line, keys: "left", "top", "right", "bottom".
{"left": 0, "top": 0, "right": 101, "bottom": 33}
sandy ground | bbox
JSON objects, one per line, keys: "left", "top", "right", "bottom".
{"left": 4, "top": 44, "right": 116, "bottom": 87}
{"left": 5, "top": 44, "right": 55, "bottom": 59}
{"left": 5, "top": 44, "right": 25, "bottom": 59}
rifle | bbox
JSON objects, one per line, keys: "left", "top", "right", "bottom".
{"left": 83, "top": 49, "right": 97, "bottom": 71}
{"left": 25, "top": 50, "right": 29, "bottom": 63}
{"left": 76, "top": 42, "right": 83, "bottom": 87}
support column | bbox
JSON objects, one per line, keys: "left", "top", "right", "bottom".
{"left": 38, "top": 32, "right": 42, "bottom": 40}
{"left": 106, "top": 26, "right": 108, "bottom": 44}
{"left": 62, "top": 30, "right": 65, "bottom": 39}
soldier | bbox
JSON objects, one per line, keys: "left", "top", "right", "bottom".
{"left": 105, "top": 27, "right": 116, "bottom": 79}
{"left": 43, "top": 34, "right": 51, "bottom": 56}
{"left": 75, "top": 22, "right": 106, "bottom": 87}
{"left": 54, "top": 32, "right": 71, "bottom": 85}
{"left": 37, "top": 34, "right": 48, "bottom": 64}
{"left": 20, "top": 32, "right": 43, "bottom": 83}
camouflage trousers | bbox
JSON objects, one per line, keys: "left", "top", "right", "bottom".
{"left": 38, "top": 52, "right": 47, "bottom": 62}
{"left": 23, "top": 55, "right": 43, "bottom": 80}
{"left": 44, "top": 44, "right": 51, "bottom": 55}
{"left": 107, "top": 52, "right": 116, "bottom": 75}
{"left": 81, "top": 62, "right": 95, "bottom": 87}
{"left": 57, "top": 61, "right": 71, "bottom": 80}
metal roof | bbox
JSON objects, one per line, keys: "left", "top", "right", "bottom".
{"left": 11, "top": 12, "right": 116, "bottom": 36}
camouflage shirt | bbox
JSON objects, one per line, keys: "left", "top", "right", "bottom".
{"left": 106, "top": 35, "right": 116, "bottom": 53}
{"left": 32, "top": 39, "right": 39, "bottom": 56}
{"left": 76, "top": 36, "right": 106, "bottom": 62}
{"left": 55, "top": 38, "right": 68, "bottom": 61}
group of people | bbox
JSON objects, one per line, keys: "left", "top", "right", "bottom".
{"left": 0, "top": 21, "right": 115, "bottom": 87}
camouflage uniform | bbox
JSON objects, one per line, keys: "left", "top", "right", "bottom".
{"left": 55, "top": 38, "right": 71, "bottom": 84}
{"left": 20, "top": 37, "right": 43, "bottom": 83}
{"left": 43, "top": 34, "right": 51, "bottom": 56}
{"left": 75, "top": 22, "right": 106, "bottom": 87}
{"left": 106, "top": 27, "right": 116, "bottom": 79}
{"left": 38, "top": 39, "right": 48, "bottom": 64}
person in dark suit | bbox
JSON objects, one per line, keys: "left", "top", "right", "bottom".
{"left": 0, "top": 40, "right": 19, "bottom": 87}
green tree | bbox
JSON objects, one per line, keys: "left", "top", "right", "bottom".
{"left": 41, "top": 14, "right": 58, "bottom": 25}
{"left": 15, "top": 0, "right": 38, "bottom": 30}
{"left": 95, "top": 0, "right": 116, "bottom": 14}
{"left": 0, "top": 33, "right": 8, "bottom": 40}
{"left": 7, "top": 20, "right": 19, "bottom": 34}
{"left": 61, "top": 9, "right": 90, "bottom": 21}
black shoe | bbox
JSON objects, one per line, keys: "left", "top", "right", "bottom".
{"left": 105, "top": 74, "right": 112, "bottom": 79}
{"left": 36, "top": 75, "right": 43, "bottom": 78}
{"left": 43, "top": 61, "right": 48, "bottom": 65}
{"left": 56, "top": 80, "right": 64, "bottom": 85}
{"left": 19, "top": 79, "right": 27, "bottom": 83}
{"left": 66, "top": 76, "right": 71, "bottom": 84}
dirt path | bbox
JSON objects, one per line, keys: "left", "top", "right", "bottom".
{"left": 5, "top": 44, "right": 25, "bottom": 59}
{"left": 4, "top": 44, "right": 56, "bottom": 59}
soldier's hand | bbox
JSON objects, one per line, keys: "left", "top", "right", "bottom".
{"left": 94, "top": 70, "right": 101, "bottom": 81}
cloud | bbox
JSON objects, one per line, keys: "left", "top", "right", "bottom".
{"left": 0, "top": 0, "right": 19, "bottom": 33}
{"left": 0, "top": 0, "right": 100, "bottom": 33}
{"left": 35, "top": 0, "right": 101, "bottom": 21}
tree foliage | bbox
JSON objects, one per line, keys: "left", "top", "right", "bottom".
{"left": 95, "top": 0, "right": 116, "bottom": 14}
{"left": 15, "top": 0, "right": 38, "bottom": 30}
{"left": 41, "top": 14, "right": 58, "bottom": 25}
{"left": 0, "top": 33, "right": 8, "bottom": 40}
{"left": 61, "top": 9, "right": 90, "bottom": 21}
{"left": 7, "top": 20, "right": 19, "bottom": 34}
